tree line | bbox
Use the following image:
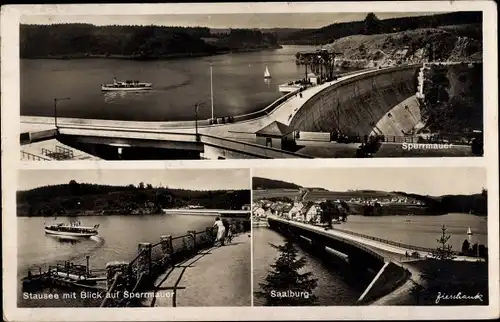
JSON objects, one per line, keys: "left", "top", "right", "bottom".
{"left": 259, "top": 189, "right": 487, "bottom": 217}
{"left": 279, "top": 11, "right": 482, "bottom": 45}
{"left": 20, "top": 24, "right": 279, "bottom": 59}
{"left": 17, "top": 181, "right": 250, "bottom": 216}
{"left": 252, "top": 177, "right": 302, "bottom": 190}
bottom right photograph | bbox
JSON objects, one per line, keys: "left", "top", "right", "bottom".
{"left": 252, "top": 167, "right": 489, "bottom": 306}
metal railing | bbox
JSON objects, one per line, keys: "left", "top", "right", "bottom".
{"left": 103, "top": 219, "right": 251, "bottom": 307}
{"left": 20, "top": 151, "right": 51, "bottom": 161}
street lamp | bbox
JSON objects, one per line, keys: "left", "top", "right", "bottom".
{"left": 54, "top": 97, "right": 70, "bottom": 129}
{"left": 195, "top": 102, "right": 205, "bottom": 141}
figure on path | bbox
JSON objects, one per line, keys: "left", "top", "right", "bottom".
{"left": 213, "top": 216, "right": 226, "bottom": 246}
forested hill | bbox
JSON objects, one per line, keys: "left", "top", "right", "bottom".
{"left": 252, "top": 177, "right": 302, "bottom": 190}
{"left": 17, "top": 181, "right": 250, "bottom": 216}
{"left": 395, "top": 190, "right": 488, "bottom": 216}
{"left": 20, "top": 24, "right": 280, "bottom": 59}
{"left": 281, "top": 11, "right": 482, "bottom": 45}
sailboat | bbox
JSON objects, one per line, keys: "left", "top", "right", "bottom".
{"left": 467, "top": 227, "right": 473, "bottom": 235}
{"left": 264, "top": 65, "right": 271, "bottom": 79}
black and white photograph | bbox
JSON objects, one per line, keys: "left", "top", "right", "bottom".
{"left": 1, "top": 1, "right": 499, "bottom": 321}
{"left": 252, "top": 167, "right": 489, "bottom": 306}
{"left": 17, "top": 9, "right": 484, "bottom": 160}
{"left": 17, "top": 168, "right": 251, "bottom": 307}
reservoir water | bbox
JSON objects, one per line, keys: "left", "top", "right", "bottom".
{"left": 17, "top": 214, "right": 241, "bottom": 307}
{"left": 21, "top": 45, "right": 321, "bottom": 121}
{"left": 338, "top": 213, "right": 488, "bottom": 251}
{"left": 252, "top": 227, "right": 359, "bottom": 306}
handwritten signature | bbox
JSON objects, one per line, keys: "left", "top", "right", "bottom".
{"left": 435, "top": 292, "right": 484, "bottom": 304}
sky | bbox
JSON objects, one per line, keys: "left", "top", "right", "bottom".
{"left": 20, "top": 12, "right": 440, "bottom": 29}
{"left": 253, "top": 167, "right": 486, "bottom": 196}
{"left": 18, "top": 168, "right": 250, "bottom": 191}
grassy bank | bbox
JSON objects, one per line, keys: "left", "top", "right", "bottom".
{"left": 402, "top": 260, "right": 489, "bottom": 305}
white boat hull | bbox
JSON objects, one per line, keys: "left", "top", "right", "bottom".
{"left": 101, "top": 86, "right": 152, "bottom": 91}
{"left": 45, "top": 229, "right": 97, "bottom": 237}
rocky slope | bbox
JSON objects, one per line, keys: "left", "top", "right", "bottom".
{"left": 324, "top": 24, "right": 482, "bottom": 68}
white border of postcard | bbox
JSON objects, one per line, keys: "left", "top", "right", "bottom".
{"left": 2, "top": 1, "right": 499, "bottom": 321}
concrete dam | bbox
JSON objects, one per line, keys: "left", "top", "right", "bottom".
{"left": 289, "top": 64, "right": 422, "bottom": 136}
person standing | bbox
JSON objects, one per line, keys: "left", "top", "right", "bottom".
{"left": 213, "top": 216, "right": 226, "bottom": 246}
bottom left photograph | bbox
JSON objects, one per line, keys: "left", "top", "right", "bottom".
{"left": 17, "top": 168, "right": 252, "bottom": 308}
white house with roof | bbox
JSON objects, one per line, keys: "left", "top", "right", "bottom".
{"left": 305, "top": 203, "right": 322, "bottom": 223}
{"left": 253, "top": 206, "right": 266, "bottom": 218}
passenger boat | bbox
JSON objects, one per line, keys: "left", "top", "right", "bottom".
{"left": 45, "top": 222, "right": 99, "bottom": 238}
{"left": 101, "top": 78, "right": 153, "bottom": 91}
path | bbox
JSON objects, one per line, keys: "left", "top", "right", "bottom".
{"left": 145, "top": 233, "right": 251, "bottom": 307}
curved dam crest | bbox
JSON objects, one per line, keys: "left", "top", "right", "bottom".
{"left": 289, "top": 64, "right": 421, "bottom": 136}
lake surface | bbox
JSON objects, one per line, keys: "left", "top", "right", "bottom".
{"left": 17, "top": 214, "right": 241, "bottom": 307}
{"left": 21, "top": 45, "right": 322, "bottom": 121}
{"left": 252, "top": 227, "right": 359, "bottom": 306}
{"left": 339, "top": 213, "right": 488, "bottom": 251}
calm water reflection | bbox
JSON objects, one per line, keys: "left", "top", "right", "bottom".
{"left": 252, "top": 227, "right": 359, "bottom": 306}
{"left": 21, "top": 46, "right": 321, "bottom": 121}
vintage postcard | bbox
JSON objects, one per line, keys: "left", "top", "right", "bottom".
{"left": 1, "top": 1, "right": 499, "bottom": 321}
{"left": 2, "top": 2, "right": 490, "bottom": 161}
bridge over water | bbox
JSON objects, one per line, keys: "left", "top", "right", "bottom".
{"left": 266, "top": 215, "right": 484, "bottom": 304}
{"left": 20, "top": 64, "right": 475, "bottom": 160}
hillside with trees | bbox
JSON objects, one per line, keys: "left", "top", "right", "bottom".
{"left": 20, "top": 24, "right": 280, "bottom": 59}
{"left": 17, "top": 181, "right": 250, "bottom": 216}
{"left": 420, "top": 62, "right": 483, "bottom": 134}
{"left": 280, "top": 11, "right": 482, "bottom": 45}
{"left": 252, "top": 177, "right": 302, "bottom": 190}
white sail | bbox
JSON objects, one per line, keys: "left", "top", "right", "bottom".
{"left": 264, "top": 66, "right": 271, "bottom": 78}
{"left": 467, "top": 227, "right": 473, "bottom": 235}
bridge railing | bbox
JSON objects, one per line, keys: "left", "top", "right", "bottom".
{"left": 102, "top": 219, "right": 251, "bottom": 307}
{"left": 379, "top": 134, "right": 473, "bottom": 145}
{"left": 268, "top": 216, "right": 385, "bottom": 262}
{"left": 269, "top": 215, "right": 460, "bottom": 256}
{"left": 20, "top": 151, "right": 51, "bottom": 161}
{"left": 200, "top": 134, "right": 313, "bottom": 159}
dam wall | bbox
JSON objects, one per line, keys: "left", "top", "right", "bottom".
{"left": 289, "top": 64, "right": 421, "bottom": 136}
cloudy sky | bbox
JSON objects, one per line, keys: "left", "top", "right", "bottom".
{"left": 253, "top": 167, "right": 486, "bottom": 196}
{"left": 21, "top": 12, "right": 440, "bottom": 29}
{"left": 18, "top": 168, "right": 250, "bottom": 191}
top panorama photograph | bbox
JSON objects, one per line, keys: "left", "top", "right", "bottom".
{"left": 19, "top": 11, "right": 484, "bottom": 160}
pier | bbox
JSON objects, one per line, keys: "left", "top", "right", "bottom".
{"left": 22, "top": 219, "right": 251, "bottom": 307}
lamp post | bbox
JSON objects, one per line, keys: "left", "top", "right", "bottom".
{"left": 54, "top": 97, "right": 70, "bottom": 129}
{"left": 195, "top": 102, "right": 205, "bottom": 141}
{"left": 210, "top": 63, "right": 214, "bottom": 120}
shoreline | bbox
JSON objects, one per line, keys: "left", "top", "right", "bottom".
{"left": 17, "top": 208, "right": 250, "bottom": 217}
{"left": 20, "top": 45, "right": 283, "bottom": 61}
